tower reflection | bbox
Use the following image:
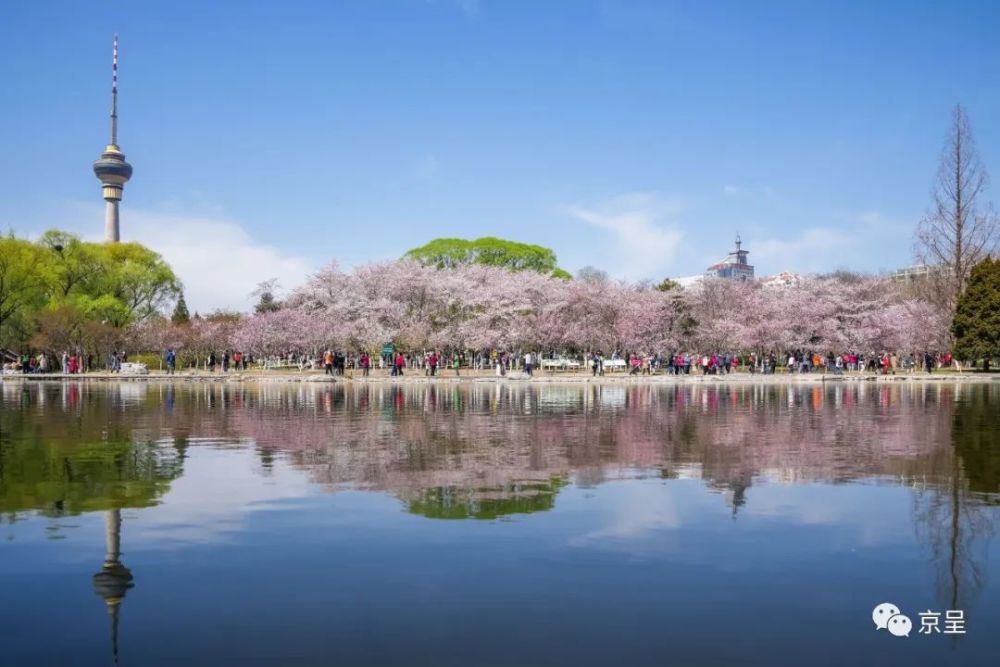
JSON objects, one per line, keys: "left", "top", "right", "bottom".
{"left": 92, "top": 509, "right": 132, "bottom": 665}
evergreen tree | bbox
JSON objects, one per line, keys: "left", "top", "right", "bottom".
{"left": 952, "top": 257, "right": 1000, "bottom": 367}
{"left": 253, "top": 279, "right": 282, "bottom": 314}
{"left": 171, "top": 294, "right": 191, "bottom": 325}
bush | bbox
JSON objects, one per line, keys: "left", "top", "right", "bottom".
{"left": 129, "top": 353, "right": 163, "bottom": 370}
{"left": 128, "top": 352, "right": 214, "bottom": 371}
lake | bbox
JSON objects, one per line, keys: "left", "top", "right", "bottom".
{"left": 1, "top": 380, "right": 998, "bottom": 666}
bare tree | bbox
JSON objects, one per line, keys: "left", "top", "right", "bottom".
{"left": 915, "top": 105, "right": 999, "bottom": 311}
{"left": 576, "top": 265, "right": 609, "bottom": 284}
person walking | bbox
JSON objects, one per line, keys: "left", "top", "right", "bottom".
{"left": 428, "top": 351, "right": 439, "bottom": 377}
{"left": 209, "top": 351, "right": 217, "bottom": 372}
{"left": 324, "top": 350, "right": 334, "bottom": 375}
{"left": 360, "top": 352, "right": 370, "bottom": 377}
{"left": 524, "top": 351, "right": 533, "bottom": 377}
{"left": 394, "top": 351, "right": 405, "bottom": 377}
{"left": 165, "top": 348, "right": 176, "bottom": 375}
{"left": 453, "top": 354, "right": 461, "bottom": 377}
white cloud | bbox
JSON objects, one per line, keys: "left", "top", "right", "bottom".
{"left": 565, "top": 193, "right": 684, "bottom": 280}
{"left": 44, "top": 203, "right": 313, "bottom": 314}
{"left": 127, "top": 210, "right": 313, "bottom": 314}
{"left": 571, "top": 481, "right": 681, "bottom": 546}
{"left": 749, "top": 212, "right": 912, "bottom": 276}
{"left": 129, "top": 446, "right": 318, "bottom": 546}
{"left": 750, "top": 227, "right": 842, "bottom": 273}
{"left": 722, "top": 184, "right": 776, "bottom": 201}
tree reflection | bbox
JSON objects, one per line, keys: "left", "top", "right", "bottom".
{"left": 912, "top": 384, "right": 998, "bottom": 616}
{"left": 0, "top": 385, "right": 186, "bottom": 666}
{"left": 406, "top": 477, "right": 568, "bottom": 520}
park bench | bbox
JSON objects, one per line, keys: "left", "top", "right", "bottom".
{"left": 540, "top": 359, "right": 583, "bottom": 371}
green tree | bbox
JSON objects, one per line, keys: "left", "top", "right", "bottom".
{"left": 38, "top": 231, "right": 180, "bottom": 328}
{"left": 0, "top": 236, "right": 51, "bottom": 345}
{"left": 98, "top": 242, "right": 182, "bottom": 326}
{"left": 404, "top": 237, "right": 568, "bottom": 276}
{"left": 171, "top": 294, "right": 191, "bottom": 325}
{"left": 0, "top": 229, "right": 181, "bottom": 352}
{"left": 655, "top": 278, "right": 680, "bottom": 292}
{"left": 39, "top": 230, "right": 105, "bottom": 298}
{"left": 30, "top": 303, "right": 118, "bottom": 355}
{"left": 952, "top": 257, "right": 1000, "bottom": 366}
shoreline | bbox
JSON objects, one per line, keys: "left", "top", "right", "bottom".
{"left": 3, "top": 370, "right": 999, "bottom": 385}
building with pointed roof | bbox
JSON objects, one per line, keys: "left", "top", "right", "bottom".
{"left": 704, "top": 234, "right": 755, "bottom": 281}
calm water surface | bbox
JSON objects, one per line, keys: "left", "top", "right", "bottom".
{"left": 1, "top": 381, "right": 999, "bottom": 666}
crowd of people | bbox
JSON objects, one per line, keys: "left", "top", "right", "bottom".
{"left": 243, "top": 348, "right": 965, "bottom": 377}
{"left": 611, "top": 350, "right": 958, "bottom": 376}
{"left": 0, "top": 346, "right": 964, "bottom": 377}
{"left": 3, "top": 351, "right": 89, "bottom": 374}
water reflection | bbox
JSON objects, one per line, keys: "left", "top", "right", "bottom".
{"left": 93, "top": 508, "right": 131, "bottom": 665}
{"left": 3, "top": 382, "right": 999, "bottom": 519}
{"left": 911, "top": 387, "right": 999, "bottom": 617}
{"left": 1, "top": 381, "right": 999, "bottom": 665}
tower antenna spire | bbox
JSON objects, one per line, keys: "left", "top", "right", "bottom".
{"left": 111, "top": 34, "right": 119, "bottom": 145}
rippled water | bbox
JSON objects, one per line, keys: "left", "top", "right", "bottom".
{"left": 1, "top": 380, "right": 999, "bottom": 666}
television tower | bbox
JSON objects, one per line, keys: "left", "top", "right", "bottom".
{"left": 93, "top": 35, "right": 133, "bottom": 243}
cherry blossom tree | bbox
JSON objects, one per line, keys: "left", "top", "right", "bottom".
{"left": 132, "top": 259, "right": 951, "bottom": 361}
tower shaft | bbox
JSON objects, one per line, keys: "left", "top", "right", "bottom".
{"left": 105, "top": 201, "right": 120, "bottom": 243}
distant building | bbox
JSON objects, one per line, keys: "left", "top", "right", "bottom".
{"left": 705, "top": 235, "right": 755, "bottom": 281}
{"left": 889, "top": 264, "right": 943, "bottom": 283}
{"left": 760, "top": 271, "right": 801, "bottom": 289}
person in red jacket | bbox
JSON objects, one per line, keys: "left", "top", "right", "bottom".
{"left": 393, "top": 352, "right": 405, "bottom": 377}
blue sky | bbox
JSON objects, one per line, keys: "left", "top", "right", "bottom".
{"left": 2, "top": 0, "right": 999, "bottom": 310}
